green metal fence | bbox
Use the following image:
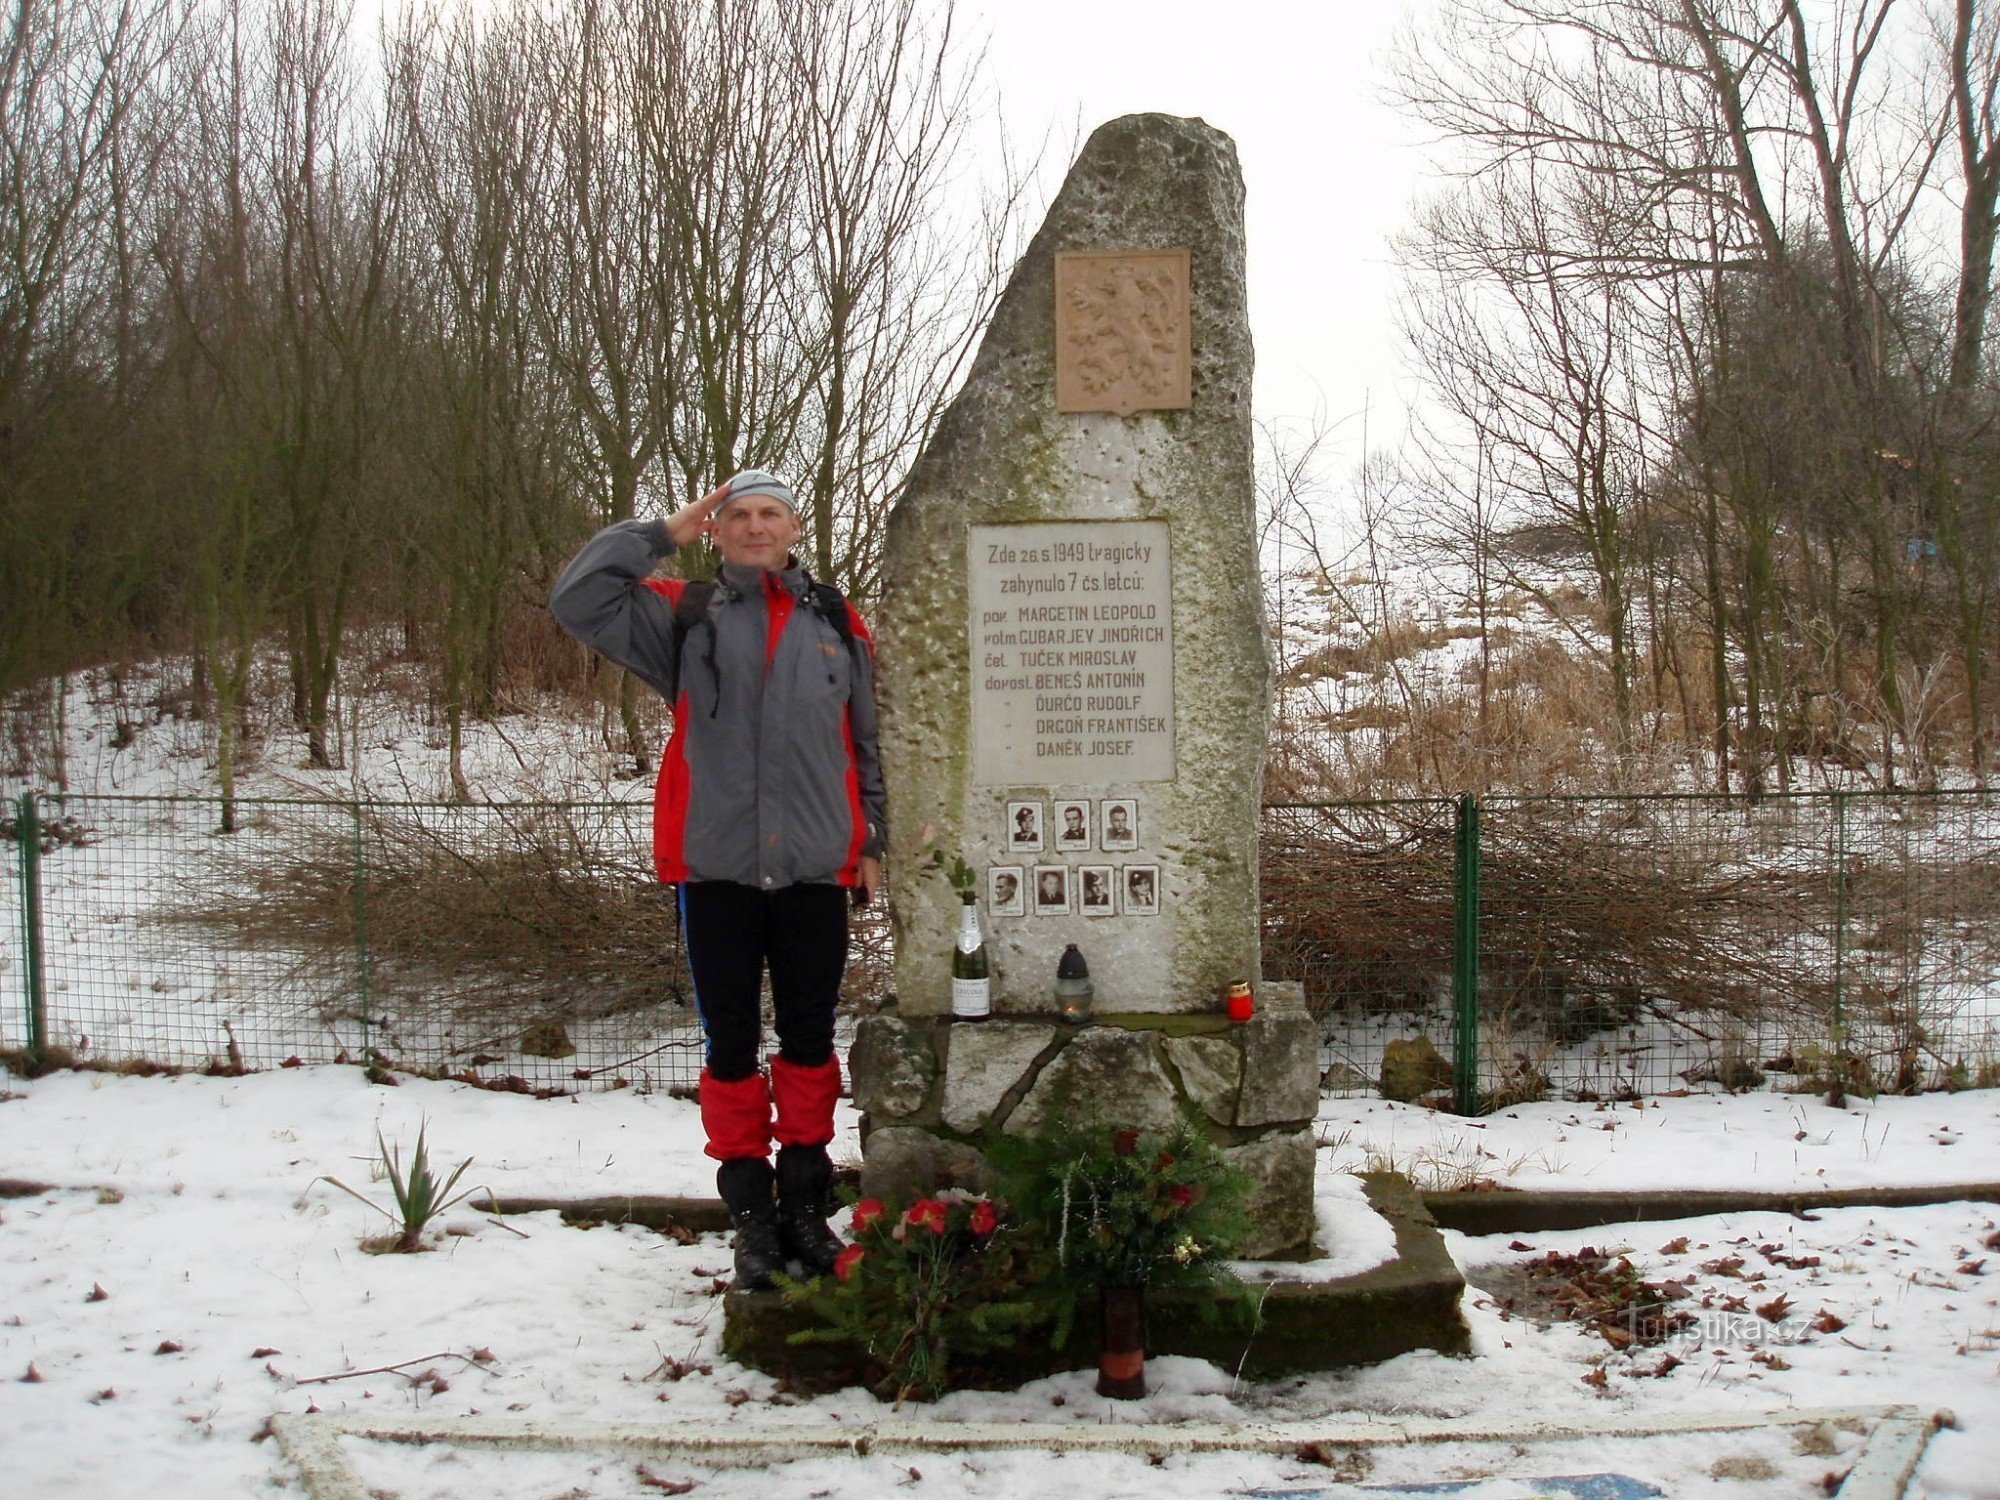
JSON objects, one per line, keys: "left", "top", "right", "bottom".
{"left": 5, "top": 788, "right": 1997, "bottom": 1104}
{"left": 1264, "top": 790, "right": 2000, "bottom": 1107}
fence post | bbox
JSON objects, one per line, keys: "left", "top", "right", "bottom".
{"left": 352, "top": 799, "right": 371, "bottom": 1054}
{"left": 1451, "top": 792, "right": 1482, "bottom": 1115}
{"left": 1829, "top": 790, "right": 1848, "bottom": 1102}
{"left": 17, "top": 793, "right": 47, "bottom": 1065}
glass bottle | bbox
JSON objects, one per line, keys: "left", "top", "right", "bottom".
{"left": 951, "top": 892, "right": 991, "bottom": 1019}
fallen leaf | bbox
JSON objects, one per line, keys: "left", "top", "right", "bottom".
{"left": 1508, "top": 1240, "right": 1535, "bottom": 1252}
{"left": 251, "top": 1347, "right": 281, "bottom": 1358}
{"left": 722, "top": 1388, "right": 751, "bottom": 1407}
{"left": 1955, "top": 1259, "right": 1986, "bottom": 1276}
{"left": 21, "top": 1363, "right": 43, "bottom": 1383}
{"left": 1811, "top": 1310, "right": 1847, "bottom": 1334}
{"left": 1757, "top": 1294, "right": 1795, "bottom": 1322}
{"left": 86, "top": 1284, "right": 109, "bottom": 1303}
{"left": 90, "top": 1387, "right": 117, "bottom": 1403}
{"left": 1659, "top": 1236, "right": 1690, "bottom": 1255}
{"left": 470, "top": 1347, "right": 495, "bottom": 1364}
{"left": 637, "top": 1467, "right": 697, "bottom": 1494}
{"left": 154, "top": 1340, "right": 183, "bottom": 1355}
{"left": 1581, "top": 1367, "right": 1609, "bottom": 1388}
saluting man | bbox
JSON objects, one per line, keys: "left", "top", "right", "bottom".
{"left": 550, "top": 471, "right": 885, "bottom": 1289}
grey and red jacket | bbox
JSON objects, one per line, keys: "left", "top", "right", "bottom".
{"left": 549, "top": 519, "right": 886, "bottom": 890}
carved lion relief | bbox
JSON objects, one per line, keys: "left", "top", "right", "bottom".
{"left": 1054, "top": 248, "right": 1192, "bottom": 415}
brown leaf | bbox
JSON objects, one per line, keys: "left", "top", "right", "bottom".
{"left": 21, "top": 1363, "right": 43, "bottom": 1383}
{"left": 1508, "top": 1240, "right": 1535, "bottom": 1252}
{"left": 1296, "top": 1441, "right": 1343, "bottom": 1466}
{"left": 1752, "top": 1351, "right": 1792, "bottom": 1370}
{"left": 1581, "top": 1366, "right": 1609, "bottom": 1388}
{"left": 1757, "top": 1294, "right": 1794, "bottom": 1322}
{"left": 91, "top": 1387, "right": 117, "bottom": 1402}
{"left": 154, "top": 1340, "right": 183, "bottom": 1355}
{"left": 722, "top": 1388, "right": 751, "bottom": 1407}
{"left": 1812, "top": 1310, "right": 1847, "bottom": 1333}
{"left": 1702, "top": 1256, "right": 1745, "bottom": 1277}
{"left": 251, "top": 1347, "right": 281, "bottom": 1358}
{"left": 86, "top": 1284, "right": 109, "bottom": 1303}
{"left": 1955, "top": 1259, "right": 1986, "bottom": 1276}
{"left": 1659, "top": 1236, "right": 1690, "bottom": 1255}
{"left": 637, "top": 1467, "right": 697, "bottom": 1494}
{"left": 470, "top": 1347, "right": 495, "bottom": 1364}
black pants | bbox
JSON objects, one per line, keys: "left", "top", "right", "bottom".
{"left": 679, "top": 880, "right": 847, "bottom": 1081}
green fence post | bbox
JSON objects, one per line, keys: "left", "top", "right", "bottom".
{"left": 18, "top": 793, "right": 47, "bottom": 1065}
{"left": 1451, "top": 792, "right": 1482, "bottom": 1115}
{"left": 1830, "top": 790, "right": 1848, "bottom": 1100}
{"left": 352, "top": 799, "right": 371, "bottom": 1054}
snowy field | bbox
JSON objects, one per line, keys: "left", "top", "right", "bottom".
{"left": 2, "top": 1070, "right": 1995, "bottom": 1498}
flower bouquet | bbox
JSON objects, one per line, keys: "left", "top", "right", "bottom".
{"left": 784, "top": 1188, "right": 1044, "bottom": 1404}
{"left": 988, "top": 1112, "right": 1253, "bottom": 1397}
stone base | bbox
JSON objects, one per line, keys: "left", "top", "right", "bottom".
{"left": 722, "top": 1172, "right": 1470, "bottom": 1389}
{"left": 852, "top": 982, "right": 1322, "bottom": 1259}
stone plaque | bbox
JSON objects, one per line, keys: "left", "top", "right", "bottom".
{"left": 969, "top": 520, "right": 1174, "bottom": 785}
{"left": 1055, "top": 249, "right": 1192, "bottom": 415}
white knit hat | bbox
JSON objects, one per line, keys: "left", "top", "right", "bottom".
{"left": 721, "top": 468, "right": 796, "bottom": 514}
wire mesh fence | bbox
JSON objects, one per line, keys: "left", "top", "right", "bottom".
{"left": 1264, "top": 791, "right": 2000, "bottom": 1105}
{"left": 5, "top": 789, "right": 1997, "bottom": 1105}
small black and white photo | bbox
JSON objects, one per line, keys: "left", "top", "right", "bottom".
{"left": 1032, "top": 864, "right": 1070, "bottom": 915}
{"left": 1079, "top": 865, "right": 1115, "bottom": 915}
{"left": 1099, "top": 798, "right": 1138, "bottom": 850}
{"left": 1006, "top": 800, "right": 1044, "bottom": 853}
{"left": 1123, "top": 864, "right": 1159, "bottom": 915}
{"left": 1054, "top": 799, "right": 1092, "bottom": 851}
{"left": 988, "top": 864, "right": 1026, "bottom": 918}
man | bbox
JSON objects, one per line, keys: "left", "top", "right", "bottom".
{"left": 549, "top": 471, "right": 885, "bottom": 1290}
{"left": 1105, "top": 803, "right": 1134, "bottom": 847}
{"left": 1059, "top": 803, "right": 1088, "bottom": 847}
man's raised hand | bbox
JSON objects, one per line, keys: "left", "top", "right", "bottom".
{"left": 664, "top": 481, "right": 732, "bottom": 549}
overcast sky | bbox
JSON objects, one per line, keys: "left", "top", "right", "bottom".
{"left": 967, "top": 0, "right": 1434, "bottom": 458}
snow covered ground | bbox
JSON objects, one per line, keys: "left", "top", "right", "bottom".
{"left": 2, "top": 1070, "right": 1994, "bottom": 1498}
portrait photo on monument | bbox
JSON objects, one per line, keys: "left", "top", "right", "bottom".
{"left": 1054, "top": 799, "right": 1092, "bottom": 851}
{"left": 1100, "top": 798, "right": 1138, "bottom": 850}
{"left": 1124, "top": 864, "right": 1159, "bottom": 915}
{"left": 1079, "top": 865, "right": 1115, "bottom": 915}
{"left": 1033, "top": 864, "right": 1070, "bottom": 915}
{"left": 988, "top": 864, "right": 1025, "bottom": 918}
{"left": 1007, "top": 800, "right": 1044, "bottom": 852}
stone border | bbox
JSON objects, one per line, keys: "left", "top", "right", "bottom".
{"left": 1422, "top": 1181, "right": 2000, "bottom": 1236}
{"left": 722, "top": 1172, "right": 1470, "bottom": 1384}
{"left": 269, "top": 1405, "right": 1941, "bottom": 1500}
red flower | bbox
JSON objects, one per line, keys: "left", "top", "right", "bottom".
{"left": 1167, "top": 1183, "right": 1196, "bottom": 1207}
{"left": 833, "top": 1244, "right": 866, "bottom": 1283}
{"left": 968, "top": 1199, "right": 998, "bottom": 1236}
{"left": 903, "top": 1198, "right": 949, "bottom": 1235}
{"left": 850, "top": 1198, "right": 886, "bottom": 1234}
{"left": 1112, "top": 1129, "right": 1140, "bottom": 1157}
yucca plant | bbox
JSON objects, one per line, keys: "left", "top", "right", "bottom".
{"left": 318, "top": 1119, "right": 486, "bottom": 1253}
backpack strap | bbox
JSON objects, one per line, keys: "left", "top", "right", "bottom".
{"left": 669, "top": 579, "right": 720, "bottom": 716}
{"left": 806, "top": 580, "right": 856, "bottom": 650}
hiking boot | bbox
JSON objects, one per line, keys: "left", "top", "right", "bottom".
{"left": 775, "top": 1143, "right": 843, "bottom": 1278}
{"left": 716, "top": 1156, "right": 784, "bottom": 1291}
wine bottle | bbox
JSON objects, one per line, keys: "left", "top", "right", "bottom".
{"left": 951, "top": 892, "right": 991, "bottom": 1019}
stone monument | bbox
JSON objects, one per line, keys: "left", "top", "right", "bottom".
{"left": 856, "top": 114, "right": 1318, "bottom": 1259}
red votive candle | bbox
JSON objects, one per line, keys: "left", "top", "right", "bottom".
{"left": 1225, "top": 981, "right": 1254, "bottom": 1023}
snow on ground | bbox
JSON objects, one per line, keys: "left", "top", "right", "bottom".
{"left": 2, "top": 1069, "right": 1995, "bottom": 1498}
{"left": 1316, "top": 1090, "right": 2000, "bottom": 1196}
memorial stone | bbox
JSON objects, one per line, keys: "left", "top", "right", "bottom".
{"left": 858, "top": 113, "right": 1316, "bottom": 1256}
